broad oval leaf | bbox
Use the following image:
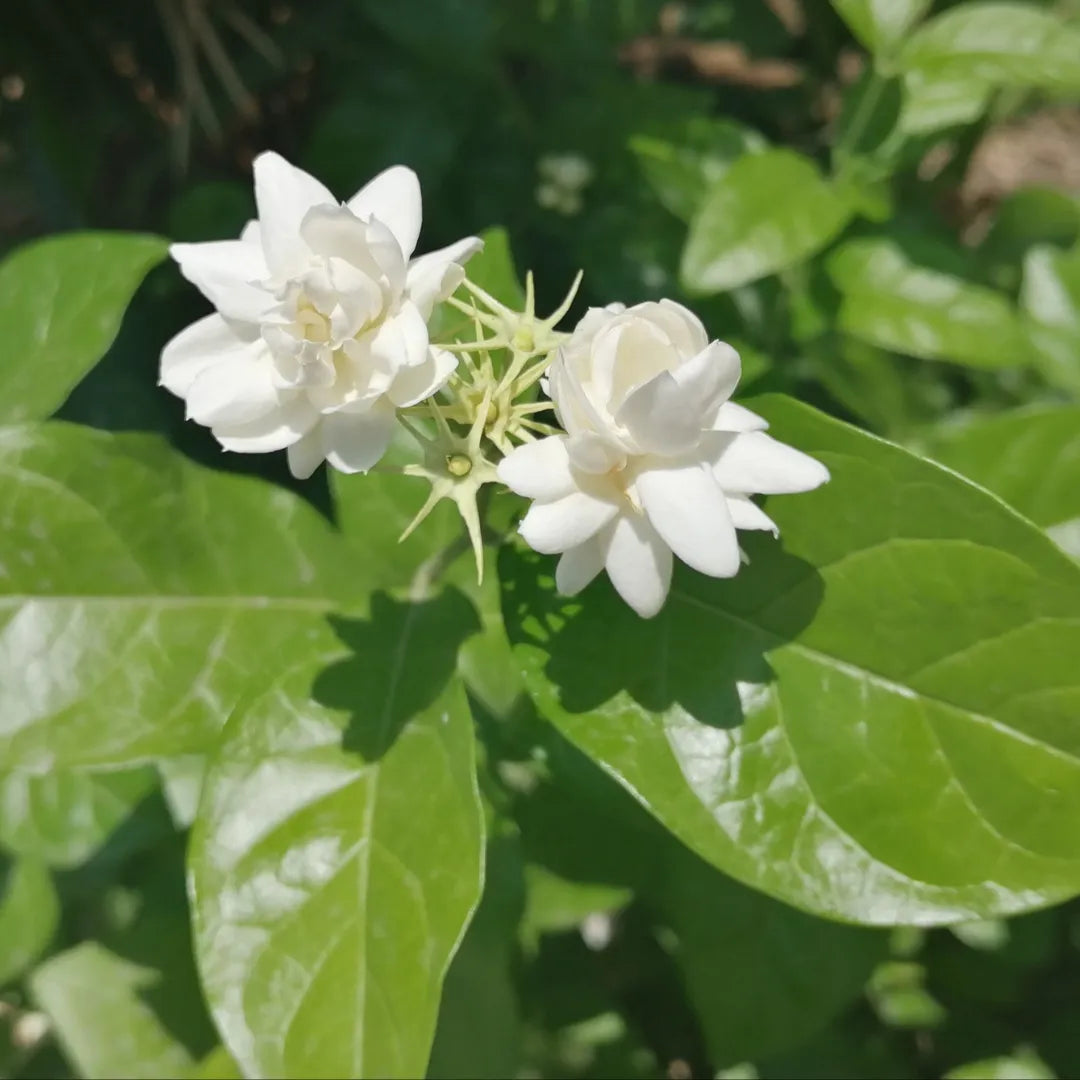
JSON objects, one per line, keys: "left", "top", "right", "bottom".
{"left": 831, "top": 0, "right": 932, "bottom": 56}
{"left": 828, "top": 237, "right": 1028, "bottom": 367}
{"left": 927, "top": 406, "right": 1080, "bottom": 558}
{"left": 0, "top": 857, "right": 59, "bottom": 985}
{"left": 0, "top": 423, "right": 358, "bottom": 770}
{"left": 500, "top": 396, "right": 1080, "bottom": 924}
{"left": 899, "top": 3, "right": 1080, "bottom": 92}
{"left": 681, "top": 150, "right": 855, "bottom": 293}
{"left": 189, "top": 589, "right": 485, "bottom": 1080}
{"left": 0, "top": 233, "right": 167, "bottom": 424}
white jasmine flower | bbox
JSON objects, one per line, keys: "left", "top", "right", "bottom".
{"left": 160, "top": 152, "right": 482, "bottom": 477}
{"left": 498, "top": 300, "right": 829, "bottom": 618}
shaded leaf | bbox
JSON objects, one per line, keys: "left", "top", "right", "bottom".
{"left": 500, "top": 396, "right": 1080, "bottom": 924}
{"left": 900, "top": 3, "right": 1080, "bottom": 92}
{"left": 0, "top": 858, "right": 58, "bottom": 985}
{"left": 631, "top": 119, "right": 767, "bottom": 224}
{"left": 926, "top": 406, "right": 1080, "bottom": 558}
{"left": 1020, "top": 245, "right": 1080, "bottom": 396}
{"left": 828, "top": 237, "right": 1028, "bottom": 367}
{"left": 0, "top": 768, "right": 161, "bottom": 867}
{"left": 831, "top": 0, "right": 933, "bottom": 55}
{"left": 682, "top": 150, "right": 855, "bottom": 293}
{"left": 190, "top": 589, "right": 485, "bottom": 1080}
{"left": 0, "top": 234, "right": 167, "bottom": 424}
{"left": 30, "top": 942, "right": 195, "bottom": 1080}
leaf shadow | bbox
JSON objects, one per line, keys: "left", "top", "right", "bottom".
{"left": 312, "top": 588, "right": 480, "bottom": 761}
{"left": 499, "top": 528, "right": 824, "bottom": 729}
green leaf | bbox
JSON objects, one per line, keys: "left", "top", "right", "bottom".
{"left": 831, "top": 0, "right": 932, "bottom": 56}
{"left": 500, "top": 396, "right": 1080, "bottom": 924}
{"left": 0, "top": 858, "right": 58, "bottom": 985}
{"left": 190, "top": 589, "right": 485, "bottom": 1080}
{"left": 0, "top": 423, "right": 359, "bottom": 770}
{"left": 1020, "top": 245, "right": 1080, "bottom": 396}
{"left": 187, "top": 1047, "right": 242, "bottom": 1080}
{"left": 0, "top": 768, "right": 161, "bottom": 867}
{"left": 682, "top": 150, "right": 855, "bottom": 293}
{"left": 657, "top": 851, "right": 883, "bottom": 1066}
{"left": 30, "top": 942, "right": 195, "bottom": 1079}
{"left": 630, "top": 119, "right": 766, "bottom": 224}
{"left": 899, "top": 69, "right": 993, "bottom": 135}
{"left": 428, "top": 837, "right": 525, "bottom": 1080}
{"left": 900, "top": 3, "right": 1080, "bottom": 92}
{"left": 926, "top": 406, "right": 1080, "bottom": 558}
{"left": 946, "top": 1049, "right": 1056, "bottom": 1080}
{"left": 828, "top": 237, "right": 1028, "bottom": 367}
{"left": 0, "top": 234, "right": 167, "bottom": 424}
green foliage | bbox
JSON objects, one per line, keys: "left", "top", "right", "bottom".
{"left": 0, "top": 235, "right": 167, "bottom": 424}
{"left": 4, "top": 1, "right": 1080, "bottom": 1077}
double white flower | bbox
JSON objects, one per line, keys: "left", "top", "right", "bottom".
{"left": 160, "top": 152, "right": 481, "bottom": 478}
{"left": 498, "top": 301, "right": 829, "bottom": 618}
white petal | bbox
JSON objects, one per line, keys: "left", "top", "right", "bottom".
{"left": 370, "top": 301, "right": 430, "bottom": 376}
{"left": 240, "top": 219, "right": 261, "bottom": 244}
{"left": 287, "top": 427, "right": 326, "bottom": 479}
{"left": 388, "top": 347, "right": 457, "bottom": 407}
{"left": 616, "top": 370, "right": 703, "bottom": 456}
{"left": 671, "top": 340, "right": 741, "bottom": 410}
{"left": 727, "top": 494, "right": 778, "bottom": 534}
{"left": 213, "top": 397, "right": 318, "bottom": 453}
{"left": 498, "top": 436, "right": 575, "bottom": 500}
{"left": 185, "top": 354, "right": 280, "bottom": 427}
{"left": 711, "top": 401, "right": 768, "bottom": 432}
{"left": 555, "top": 537, "right": 606, "bottom": 596}
{"left": 321, "top": 400, "right": 397, "bottom": 474}
{"left": 253, "top": 151, "right": 335, "bottom": 276}
{"left": 566, "top": 432, "right": 626, "bottom": 475}
{"left": 711, "top": 431, "right": 830, "bottom": 495}
{"left": 346, "top": 165, "right": 423, "bottom": 258}
{"left": 637, "top": 462, "right": 740, "bottom": 578}
{"left": 300, "top": 204, "right": 385, "bottom": 278}
{"left": 519, "top": 492, "right": 619, "bottom": 554}
{"left": 604, "top": 515, "right": 673, "bottom": 619}
{"left": 160, "top": 314, "right": 257, "bottom": 397}
{"left": 169, "top": 241, "right": 272, "bottom": 323}
{"left": 405, "top": 236, "right": 484, "bottom": 318}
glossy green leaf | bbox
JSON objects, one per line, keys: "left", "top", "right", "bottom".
{"left": 682, "top": 150, "right": 855, "bottom": 293}
{"left": 0, "top": 858, "right": 58, "bottom": 985}
{"left": 190, "top": 589, "right": 485, "bottom": 1080}
{"left": 926, "top": 407, "right": 1080, "bottom": 558}
{"left": 831, "top": 0, "right": 932, "bottom": 55}
{"left": 657, "top": 850, "right": 883, "bottom": 1066}
{"left": 0, "top": 423, "right": 360, "bottom": 770}
{"left": 30, "top": 942, "right": 195, "bottom": 1079}
{"left": 0, "top": 768, "right": 161, "bottom": 867}
{"left": 0, "top": 233, "right": 167, "bottom": 424}
{"left": 187, "top": 1047, "right": 243, "bottom": 1080}
{"left": 500, "top": 396, "right": 1080, "bottom": 924}
{"left": 828, "top": 237, "right": 1028, "bottom": 367}
{"left": 1020, "top": 245, "right": 1080, "bottom": 396}
{"left": 631, "top": 119, "right": 766, "bottom": 224}
{"left": 900, "top": 3, "right": 1080, "bottom": 92}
